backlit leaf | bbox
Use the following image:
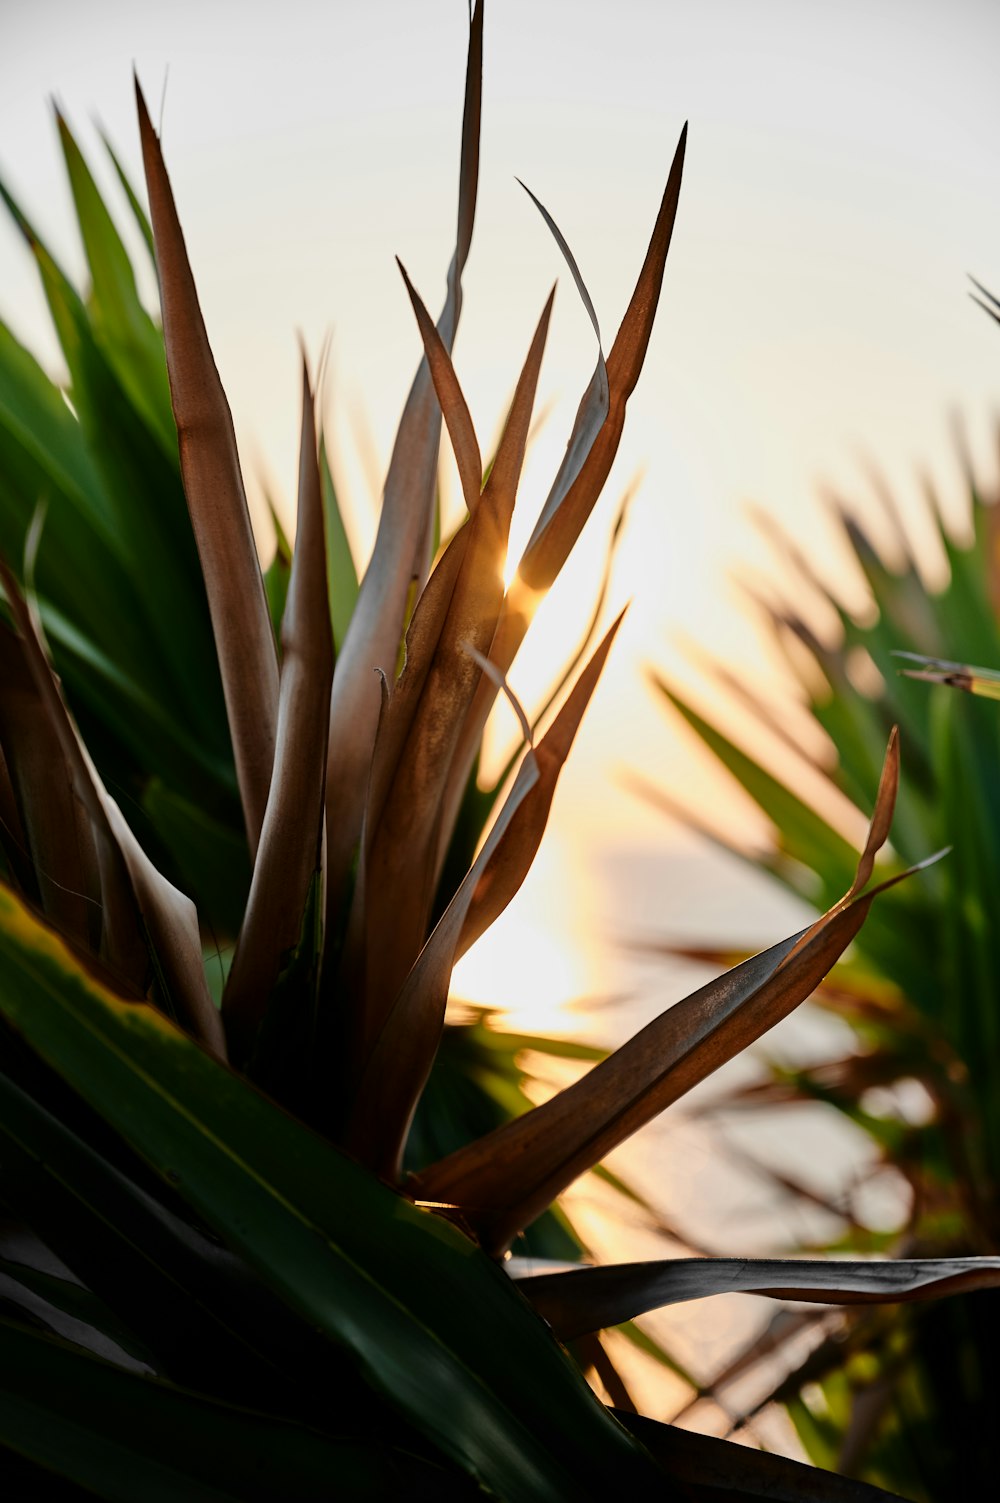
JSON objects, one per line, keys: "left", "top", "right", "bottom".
{"left": 322, "top": 1, "right": 483, "bottom": 930}
{"left": 518, "top": 1254, "right": 1000, "bottom": 1341}
{"left": 136, "top": 78, "right": 279, "bottom": 859}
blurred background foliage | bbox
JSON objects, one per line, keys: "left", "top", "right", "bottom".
{"left": 655, "top": 370, "right": 1000, "bottom": 1497}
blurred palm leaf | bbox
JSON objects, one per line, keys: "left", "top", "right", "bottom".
{"left": 649, "top": 310, "right": 1000, "bottom": 1496}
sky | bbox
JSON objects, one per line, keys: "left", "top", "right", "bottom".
{"left": 3, "top": 0, "right": 1000, "bottom": 1014}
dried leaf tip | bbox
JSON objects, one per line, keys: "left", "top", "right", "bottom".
{"left": 894, "top": 651, "right": 1000, "bottom": 700}
{"left": 462, "top": 642, "right": 533, "bottom": 748}
{"left": 845, "top": 726, "right": 898, "bottom": 902}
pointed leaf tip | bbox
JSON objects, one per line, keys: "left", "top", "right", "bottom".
{"left": 136, "top": 76, "right": 279, "bottom": 854}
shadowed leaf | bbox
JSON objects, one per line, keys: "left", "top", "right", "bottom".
{"left": 1, "top": 560, "right": 224, "bottom": 1056}
{"left": 135, "top": 77, "right": 279, "bottom": 858}
{"left": 0, "top": 886, "right": 671, "bottom": 1499}
{"left": 613, "top": 1413, "right": 909, "bottom": 1502}
{"left": 518, "top": 1254, "right": 1000, "bottom": 1341}
{"left": 0, "top": 1314, "right": 484, "bottom": 1502}
{"left": 0, "top": 1058, "right": 355, "bottom": 1404}
{"left": 0, "top": 1254, "right": 157, "bottom": 1373}
{"left": 0, "top": 622, "right": 99, "bottom": 948}
{"left": 223, "top": 360, "right": 332, "bottom": 1061}
{"left": 348, "top": 749, "right": 542, "bottom": 1178}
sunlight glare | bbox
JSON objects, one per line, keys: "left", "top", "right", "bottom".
{"left": 449, "top": 836, "right": 602, "bottom": 1037}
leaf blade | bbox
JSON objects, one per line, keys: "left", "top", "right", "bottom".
{"left": 135, "top": 78, "right": 279, "bottom": 858}
{"left": 322, "top": 1, "right": 483, "bottom": 928}
{"left": 223, "top": 360, "right": 332, "bottom": 1060}
{"left": 416, "top": 737, "right": 905, "bottom": 1253}
{"left": 519, "top": 1254, "right": 1000, "bottom": 1340}
{"left": 0, "top": 886, "right": 669, "bottom": 1500}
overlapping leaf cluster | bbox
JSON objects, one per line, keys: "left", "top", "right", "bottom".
{"left": 0, "top": 5, "right": 995, "bottom": 1498}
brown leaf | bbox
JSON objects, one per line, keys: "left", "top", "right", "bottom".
{"left": 518, "top": 123, "right": 687, "bottom": 590}
{"left": 135, "top": 79, "right": 279, "bottom": 859}
{"left": 456, "top": 611, "right": 624, "bottom": 960}
{"left": 397, "top": 259, "right": 482, "bottom": 514}
{"left": 441, "top": 130, "right": 686, "bottom": 849}
{"left": 414, "top": 736, "right": 909, "bottom": 1253}
{"left": 1, "top": 562, "right": 224, "bottom": 1058}
{"left": 346, "top": 748, "right": 541, "bottom": 1179}
{"left": 322, "top": 1, "right": 483, "bottom": 932}
{"left": 434, "top": 474, "right": 637, "bottom": 887}
{"left": 514, "top": 179, "right": 608, "bottom": 556}
{"left": 223, "top": 359, "right": 333, "bottom": 1060}
{"left": 357, "top": 290, "right": 553, "bottom": 1043}
{"left": 0, "top": 623, "right": 99, "bottom": 948}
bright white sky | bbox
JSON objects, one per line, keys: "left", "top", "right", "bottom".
{"left": 3, "top": 0, "right": 1000, "bottom": 1016}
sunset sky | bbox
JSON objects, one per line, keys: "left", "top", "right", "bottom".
{"left": 3, "top": 0, "right": 1000, "bottom": 1017}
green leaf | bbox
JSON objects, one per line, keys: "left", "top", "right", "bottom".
{"left": 0, "top": 1254, "right": 158, "bottom": 1372}
{"left": 656, "top": 677, "right": 860, "bottom": 895}
{"left": 318, "top": 437, "right": 358, "bottom": 650}
{"left": 0, "top": 887, "right": 670, "bottom": 1500}
{"left": 140, "top": 778, "right": 249, "bottom": 941}
{"left": 56, "top": 110, "right": 175, "bottom": 455}
{"left": 0, "top": 1063, "right": 315, "bottom": 1404}
{"left": 1, "top": 178, "right": 227, "bottom": 756}
{"left": 0, "top": 1316, "right": 479, "bottom": 1502}
{"left": 99, "top": 129, "right": 156, "bottom": 262}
